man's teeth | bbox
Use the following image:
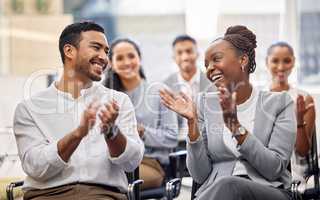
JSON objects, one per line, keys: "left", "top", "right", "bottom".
{"left": 93, "top": 63, "right": 103, "bottom": 68}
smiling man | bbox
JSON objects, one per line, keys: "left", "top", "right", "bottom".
{"left": 164, "top": 35, "right": 212, "bottom": 142}
{"left": 164, "top": 35, "right": 211, "bottom": 98}
{"left": 13, "top": 22, "right": 144, "bottom": 200}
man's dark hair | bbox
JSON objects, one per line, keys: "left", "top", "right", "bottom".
{"left": 59, "top": 21, "right": 105, "bottom": 64}
{"left": 172, "top": 34, "right": 197, "bottom": 47}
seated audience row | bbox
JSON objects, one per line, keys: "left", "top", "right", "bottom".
{"left": 12, "top": 21, "right": 316, "bottom": 200}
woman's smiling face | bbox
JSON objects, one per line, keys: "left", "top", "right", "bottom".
{"left": 111, "top": 41, "right": 141, "bottom": 80}
{"left": 266, "top": 46, "right": 295, "bottom": 84}
{"left": 205, "top": 39, "right": 246, "bottom": 88}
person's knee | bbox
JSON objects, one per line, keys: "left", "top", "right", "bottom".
{"left": 140, "top": 164, "right": 164, "bottom": 189}
{"left": 216, "top": 176, "right": 242, "bottom": 187}
{"left": 213, "top": 177, "right": 244, "bottom": 197}
{"left": 141, "top": 174, "right": 163, "bottom": 189}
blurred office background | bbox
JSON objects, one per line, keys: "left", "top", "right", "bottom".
{"left": 0, "top": 0, "right": 319, "bottom": 198}
{"left": 1, "top": 0, "right": 320, "bottom": 126}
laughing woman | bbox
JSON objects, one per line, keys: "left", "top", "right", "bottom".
{"left": 104, "top": 38, "right": 178, "bottom": 190}
{"left": 160, "top": 25, "right": 296, "bottom": 200}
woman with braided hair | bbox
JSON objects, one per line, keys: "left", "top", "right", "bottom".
{"left": 160, "top": 25, "right": 295, "bottom": 199}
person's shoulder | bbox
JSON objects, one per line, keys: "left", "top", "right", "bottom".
{"left": 96, "top": 83, "right": 128, "bottom": 100}
{"left": 15, "top": 86, "right": 54, "bottom": 115}
{"left": 259, "top": 90, "right": 293, "bottom": 109}
{"left": 145, "top": 81, "right": 168, "bottom": 93}
{"left": 30, "top": 85, "right": 54, "bottom": 98}
{"left": 292, "top": 87, "right": 311, "bottom": 97}
{"left": 293, "top": 87, "right": 314, "bottom": 104}
{"left": 21, "top": 85, "right": 55, "bottom": 105}
{"left": 163, "top": 72, "right": 178, "bottom": 85}
{"left": 260, "top": 89, "right": 291, "bottom": 100}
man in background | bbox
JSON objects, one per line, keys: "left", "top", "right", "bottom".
{"left": 164, "top": 35, "right": 213, "bottom": 143}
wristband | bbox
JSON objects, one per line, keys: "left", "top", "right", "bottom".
{"left": 103, "top": 125, "right": 119, "bottom": 140}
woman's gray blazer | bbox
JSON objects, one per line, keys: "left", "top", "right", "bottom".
{"left": 187, "top": 90, "right": 297, "bottom": 198}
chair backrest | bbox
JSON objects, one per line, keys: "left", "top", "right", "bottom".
{"left": 305, "top": 127, "right": 319, "bottom": 186}
{"left": 302, "top": 127, "right": 320, "bottom": 199}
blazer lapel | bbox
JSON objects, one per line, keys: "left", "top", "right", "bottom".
{"left": 203, "top": 93, "right": 237, "bottom": 161}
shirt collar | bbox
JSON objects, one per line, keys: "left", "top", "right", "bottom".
{"left": 51, "top": 81, "right": 99, "bottom": 100}
{"left": 177, "top": 68, "right": 200, "bottom": 86}
{"left": 237, "top": 86, "right": 258, "bottom": 112}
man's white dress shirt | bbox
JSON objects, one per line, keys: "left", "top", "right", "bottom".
{"left": 13, "top": 82, "right": 144, "bottom": 192}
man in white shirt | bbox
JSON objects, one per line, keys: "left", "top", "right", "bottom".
{"left": 164, "top": 35, "right": 212, "bottom": 141}
{"left": 13, "top": 21, "right": 144, "bottom": 200}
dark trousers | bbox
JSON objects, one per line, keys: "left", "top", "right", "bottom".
{"left": 197, "top": 176, "right": 292, "bottom": 200}
{"left": 24, "top": 183, "right": 127, "bottom": 200}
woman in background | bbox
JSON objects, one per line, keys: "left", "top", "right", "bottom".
{"left": 104, "top": 38, "right": 178, "bottom": 189}
{"left": 266, "top": 41, "right": 316, "bottom": 191}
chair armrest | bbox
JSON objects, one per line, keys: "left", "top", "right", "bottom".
{"left": 166, "top": 178, "right": 181, "bottom": 200}
{"left": 291, "top": 180, "right": 301, "bottom": 200}
{"left": 169, "top": 150, "right": 187, "bottom": 158}
{"left": 6, "top": 181, "right": 24, "bottom": 200}
{"left": 127, "top": 179, "right": 144, "bottom": 200}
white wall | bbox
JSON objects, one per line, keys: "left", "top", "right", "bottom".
{"left": 114, "top": 0, "right": 185, "bottom": 16}
{"left": 0, "top": 76, "right": 47, "bottom": 128}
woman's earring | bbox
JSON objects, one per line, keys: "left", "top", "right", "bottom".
{"left": 241, "top": 65, "right": 245, "bottom": 72}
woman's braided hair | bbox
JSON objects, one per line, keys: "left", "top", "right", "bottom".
{"left": 223, "top": 25, "right": 257, "bottom": 74}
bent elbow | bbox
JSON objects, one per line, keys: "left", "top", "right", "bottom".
{"left": 23, "top": 164, "right": 53, "bottom": 182}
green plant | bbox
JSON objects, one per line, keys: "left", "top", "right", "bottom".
{"left": 11, "top": 0, "right": 24, "bottom": 14}
{"left": 36, "top": 0, "right": 50, "bottom": 14}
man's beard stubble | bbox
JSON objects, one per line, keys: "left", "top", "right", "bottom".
{"left": 75, "top": 58, "right": 102, "bottom": 82}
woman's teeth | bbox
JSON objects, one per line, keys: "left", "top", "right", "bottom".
{"left": 211, "top": 74, "right": 223, "bottom": 83}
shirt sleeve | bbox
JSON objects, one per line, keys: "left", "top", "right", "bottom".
{"left": 108, "top": 94, "right": 144, "bottom": 172}
{"left": 13, "top": 102, "right": 68, "bottom": 182}
{"left": 186, "top": 93, "right": 213, "bottom": 184}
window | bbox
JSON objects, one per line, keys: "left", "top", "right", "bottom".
{"left": 298, "top": 0, "right": 320, "bottom": 85}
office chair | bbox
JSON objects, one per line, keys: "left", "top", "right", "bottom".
{"left": 7, "top": 151, "right": 187, "bottom": 200}
{"left": 128, "top": 150, "right": 187, "bottom": 200}
{"left": 191, "top": 129, "right": 320, "bottom": 200}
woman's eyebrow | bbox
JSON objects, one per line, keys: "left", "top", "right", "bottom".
{"left": 210, "top": 51, "right": 224, "bottom": 58}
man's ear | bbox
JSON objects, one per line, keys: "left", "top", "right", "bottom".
{"left": 63, "top": 44, "right": 76, "bottom": 61}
